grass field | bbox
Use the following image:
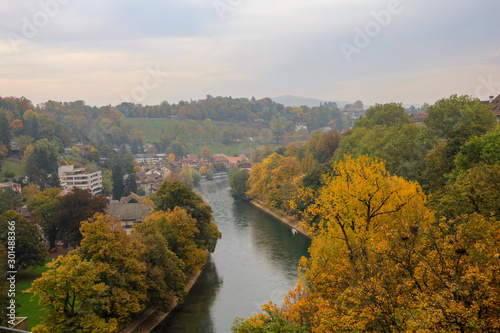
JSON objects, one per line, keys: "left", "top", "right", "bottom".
{"left": 128, "top": 118, "right": 266, "bottom": 156}
{"left": 16, "top": 258, "right": 51, "bottom": 330}
{"left": 128, "top": 118, "right": 179, "bottom": 142}
{"left": 1, "top": 158, "right": 25, "bottom": 178}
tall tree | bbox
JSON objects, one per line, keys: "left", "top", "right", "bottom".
{"left": 27, "top": 187, "right": 61, "bottom": 250}
{"left": 76, "top": 214, "right": 147, "bottom": 322}
{"left": 53, "top": 188, "right": 109, "bottom": 248}
{"left": 23, "top": 139, "right": 60, "bottom": 188}
{"left": 131, "top": 230, "right": 186, "bottom": 311}
{"left": 424, "top": 94, "right": 496, "bottom": 139}
{"left": 0, "top": 211, "right": 47, "bottom": 269}
{"left": 0, "top": 111, "right": 11, "bottom": 147}
{"left": 30, "top": 254, "right": 116, "bottom": 333}
{"left": 0, "top": 187, "right": 22, "bottom": 215}
{"left": 152, "top": 180, "right": 221, "bottom": 253}
{"left": 111, "top": 164, "right": 124, "bottom": 200}
{"left": 200, "top": 145, "right": 212, "bottom": 160}
{"left": 354, "top": 102, "right": 411, "bottom": 129}
{"left": 229, "top": 168, "right": 249, "bottom": 201}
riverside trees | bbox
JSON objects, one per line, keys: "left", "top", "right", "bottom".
{"left": 30, "top": 181, "right": 220, "bottom": 333}
{"left": 233, "top": 155, "right": 500, "bottom": 332}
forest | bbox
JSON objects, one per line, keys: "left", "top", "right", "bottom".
{"left": 231, "top": 95, "right": 500, "bottom": 332}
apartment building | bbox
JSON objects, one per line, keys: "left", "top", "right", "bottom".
{"left": 58, "top": 165, "right": 103, "bottom": 195}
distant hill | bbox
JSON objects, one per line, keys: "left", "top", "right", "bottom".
{"left": 272, "top": 95, "right": 352, "bottom": 108}
{"left": 272, "top": 95, "right": 325, "bottom": 107}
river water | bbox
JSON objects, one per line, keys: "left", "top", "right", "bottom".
{"left": 152, "top": 178, "right": 311, "bottom": 333}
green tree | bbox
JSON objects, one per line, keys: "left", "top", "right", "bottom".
{"left": 0, "top": 111, "right": 11, "bottom": 147}
{"left": 229, "top": 168, "right": 249, "bottom": 200}
{"left": 455, "top": 127, "right": 500, "bottom": 172}
{"left": 27, "top": 187, "right": 61, "bottom": 250}
{"left": 152, "top": 180, "right": 221, "bottom": 253}
{"left": 424, "top": 94, "right": 496, "bottom": 139}
{"left": 433, "top": 164, "right": 500, "bottom": 219}
{"left": 0, "top": 187, "right": 22, "bottom": 215}
{"left": 111, "top": 164, "right": 124, "bottom": 200}
{"left": 23, "top": 139, "right": 60, "bottom": 188}
{"left": 354, "top": 102, "right": 411, "bottom": 129}
{"left": 124, "top": 170, "right": 138, "bottom": 196}
{"left": 0, "top": 211, "right": 47, "bottom": 269}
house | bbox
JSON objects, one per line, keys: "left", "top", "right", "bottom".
{"left": 410, "top": 113, "right": 429, "bottom": 126}
{"left": 119, "top": 193, "right": 146, "bottom": 203}
{"left": 211, "top": 154, "right": 229, "bottom": 164}
{"left": 226, "top": 156, "right": 246, "bottom": 166}
{"left": 0, "top": 182, "right": 22, "bottom": 193}
{"left": 58, "top": 165, "right": 102, "bottom": 195}
{"left": 106, "top": 202, "right": 152, "bottom": 234}
{"left": 295, "top": 122, "right": 308, "bottom": 132}
{"left": 237, "top": 162, "right": 252, "bottom": 171}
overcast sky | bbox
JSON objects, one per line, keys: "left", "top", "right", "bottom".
{"left": 1, "top": 0, "right": 499, "bottom": 107}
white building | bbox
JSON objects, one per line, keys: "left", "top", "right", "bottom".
{"left": 58, "top": 165, "right": 103, "bottom": 195}
{"left": 133, "top": 154, "right": 166, "bottom": 165}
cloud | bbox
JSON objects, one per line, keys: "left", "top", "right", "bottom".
{"left": 1, "top": 0, "right": 499, "bottom": 106}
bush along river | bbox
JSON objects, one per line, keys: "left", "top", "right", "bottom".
{"left": 152, "top": 178, "right": 311, "bottom": 333}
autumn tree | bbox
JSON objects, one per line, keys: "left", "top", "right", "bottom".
{"left": 131, "top": 229, "right": 186, "bottom": 310}
{"left": 53, "top": 188, "right": 109, "bottom": 248}
{"left": 200, "top": 145, "right": 212, "bottom": 160}
{"left": 0, "top": 211, "right": 46, "bottom": 269}
{"left": 30, "top": 255, "right": 116, "bottom": 333}
{"left": 152, "top": 180, "right": 221, "bottom": 253}
{"left": 136, "top": 208, "right": 207, "bottom": 277}
{"left": 238, "top": 155, "right": 500, "bottom": 332}
{"left": 76, "top": 214, "right": 147, "bottom": 322}
{"left": 179, "top": 164, "right": 194, "bottom": 188}
{"left": 301, "top": 148, "right": 315, "bottom": 173}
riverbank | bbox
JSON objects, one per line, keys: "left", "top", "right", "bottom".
{"left": 248, "top": 199, "right": 311, "bottom": 239}
{"left": 117, "top": 269, "right": 203, "bottom": 333}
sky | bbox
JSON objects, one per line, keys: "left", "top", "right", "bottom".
{"left": 1, "top": 0, "right": 499, "bottom": 107}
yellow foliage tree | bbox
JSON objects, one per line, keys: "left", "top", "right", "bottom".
{"left": 235, "top": 155, "right": 500, "bottom": 332}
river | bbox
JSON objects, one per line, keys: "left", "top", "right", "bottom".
{"left": 152, "top": 178, "right": 311, "bottom": 333}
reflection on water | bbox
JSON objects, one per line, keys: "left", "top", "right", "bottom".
{"left": 153, "top": 179, "right": 310, "bottom": 333}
